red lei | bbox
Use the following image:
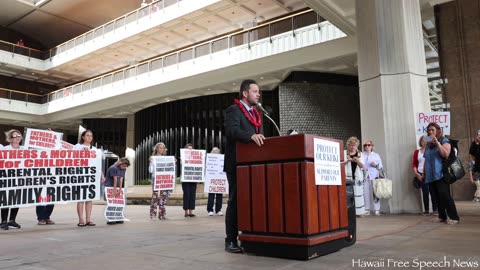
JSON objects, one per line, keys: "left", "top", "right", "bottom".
{"left": 234, "top": 99, "right": 262, "bottom": 128}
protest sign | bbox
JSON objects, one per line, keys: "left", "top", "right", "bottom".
{"left": 314, "top": 138, "right": 341, "bottom": 185}
{"left": 104, "top": 187, "right": 126, "bottom": 222}
{"left": 61, "top": 141, "right": 74, "bottom": 150}
{"left": 23, "top": 128, "right": 63, "bottom": 150}
{"left": 180, "top": 149, "right": 206, "bottom": 183}
{"left": 152, "top": 156, "right": 175, "bottom": 191}
{"left": 0, "top": 149, "right": 102, "bottom": 208}
{"left": 416, "top": 112, "right": 450, "bottom": 135}
{"left": 203, "top": 153, "right": 228, "bottom": 194}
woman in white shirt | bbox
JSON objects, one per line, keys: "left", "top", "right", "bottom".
{"left": 1, "top": 130, "right": 24, "bottom": 230}
{"left": 361, "top": 140, "right": 383, "bottom": 216}
{"left": 412, "top": 135, "right": 437, "bottom": 215}
{"left": 73, "top": 130, "right": 98, "bottom": 227}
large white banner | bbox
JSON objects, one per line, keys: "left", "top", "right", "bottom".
{"left": 0, "top": 149, "right": 102, "bottom": 208}
{"left": 152, "top": 156, "right": 175, "bottom": 191}
{"left": 203, "top": 153, "right": 228, "bottom": 194}
{"left": 104, "top": 187, "right": 126, "bottom": 222}
{"left": 180, "top": 149, "right": 206, "bottom": 183}
{"left": 314, "top": 138, "right": 341, "bottom": 185}
{"left": 23, "top": 128, "right": 63, "bottom": 150}
{"left": 416, "top": 112, "right": 450, "bottom": 135}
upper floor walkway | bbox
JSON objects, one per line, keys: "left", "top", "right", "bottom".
{"left": 0, "top": 0, "right": 308, "bottom": 87}
{"left": 0, "top": 10, "right": 352, "bottom": 128}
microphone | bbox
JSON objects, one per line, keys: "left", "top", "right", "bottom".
{"left": 256, "top": 102, "right": 281, "bottom": 136}
{"left": 256, "top": 102, "right": 269, "bottom": 116}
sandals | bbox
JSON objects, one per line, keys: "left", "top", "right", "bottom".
{"left": 77, "top": 223, "right": 86, "bottom": 227}
{"left": 447, "top": 219, "right": 459, "bottom": 225}
{"left": 38, "top": 220, "right": 47, "bottom": 225}
{"left": 85, "top": 222, "right": 96, "bottom": 226}
{"left": 46, "top": 219, "right": 55, "bottom": 225}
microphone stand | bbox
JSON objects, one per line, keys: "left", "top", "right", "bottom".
{"left": 263, "top": 113, "right": 282, "bottom": 136}
{"left": 256, "top": 103, "right": 281, "bottom": 136}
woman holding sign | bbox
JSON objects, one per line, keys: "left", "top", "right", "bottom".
{"left": 207, "top": 147, "right": 224, "bottom": 216}
{"left": 149, "top": 142, "right": 170, "bottom": 220}
{"left": 182, "top": 143, "right": 197, "bottom": 217}
{"left": 73, "top": 130, "right": 102, "bottom": 227}
{"left": 1, "top": 129, "right": 24, "bottom": 230}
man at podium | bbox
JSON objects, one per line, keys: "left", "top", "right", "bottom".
{"left": 224, "top": 79, "right": 265, "bottom": 253}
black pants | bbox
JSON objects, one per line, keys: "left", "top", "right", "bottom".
{"left": 207, "top": 193, "right": 223, "bottom": 213}
{"left": 225, "top": 172, "right": 238, "bottom": 243}
{"left": 1, "top": 208, "right": 19, "bottom": 223}
{"left": 430, "top": 179, "right": 459, "bottom": 221}
{"left": 182, "top": 182, "right": 197, "bottom": 210}
{"left": 36, "top": 205, "right": 55, "bottom": 221}
{"left": 420, "top": 178, "right": 437, "bottom": 212}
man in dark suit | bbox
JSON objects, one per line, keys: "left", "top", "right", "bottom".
{"left": 224, "top": 79, "right": 265, "bottom": 253}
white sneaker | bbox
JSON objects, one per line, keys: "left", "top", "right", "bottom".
{"left": 216, "top": 211, "right": 224, "bottom": 216}
{"left": 208, "top": 212, "right": 214, "bottom": 216}
{"left": 375, "top": 211, "right": 381, "bottom": 216}
{"left": 363, "top": 211, "right": 371, "bottom": 216}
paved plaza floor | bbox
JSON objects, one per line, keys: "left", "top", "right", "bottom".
{"left": 1, "top": 201, "right": 479, "bottom": 270}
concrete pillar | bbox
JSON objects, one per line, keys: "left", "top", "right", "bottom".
{"left": 356, "top": 0, "right": 431, "bottom": 213}
{"left": 125, "top": 114, "right": 135, "bottom": 186}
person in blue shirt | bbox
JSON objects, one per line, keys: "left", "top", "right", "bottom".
{"left": 105, "top": 158, "right": 130, "bottom": 224}
{"left": 424, "top": 122, "right": 459, "bottom": 225}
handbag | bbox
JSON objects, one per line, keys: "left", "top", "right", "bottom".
{"left": 443, "top": 157, "right": 465, "bottom": 184}
{"left": 442, "top": 141, "right": 465, "bottom": 184}
{"left": 412, "top": 177, "right": 422, "bottom": 189}
{"left": 373, "top": 168, "right": 393, "bottom": 199}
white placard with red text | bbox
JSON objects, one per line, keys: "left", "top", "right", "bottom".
{"left": 314, "top": 138, "right": 341, "bottom": 185}
{"left": 0, "top": 149, "right": 102, "bottom": 208}
{"left": 61, "top": 141, "right": 74, "bottom": 150}
{"left": 23, "top": 128, "right": 63, "bottom": 150}
{"left": 104, "top": 187, "right": 126, "bottom": 222}
{"left": 203, "top": 153, "right": 229, "bottom": 194}
{"left": 152, "top": 156, "right": 175, "bottom": 191}
{"left": 180, "top": 149, "right": 206, "bottom": 183}
{"left": 416, "top": 112, "right": 450, "bottom": 135}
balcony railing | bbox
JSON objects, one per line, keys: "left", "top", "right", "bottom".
{"left": 0, "top": 0, "right": 182, "bottom": 61}
{"left": 0, "top": 88, "right": 45, "bottom": 104}
{"left": 0, "top": 10, "right": 331, "bottom": 106}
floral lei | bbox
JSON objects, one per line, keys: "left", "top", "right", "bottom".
{"left": 234, "top": 99, "right": 262, "bottom": 128}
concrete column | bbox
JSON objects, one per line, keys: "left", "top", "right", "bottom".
{"left": 125, "top": 114, "right": 135, "bottom": 186}
{"left": 356, "top": 0, "right": 431, "bottom": 213}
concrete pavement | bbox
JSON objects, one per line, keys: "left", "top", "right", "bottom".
{"left": 0, "top": 201, "right": 479, "bottom": 270}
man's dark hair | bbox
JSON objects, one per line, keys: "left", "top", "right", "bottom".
{"left": 238, "top": 79, "right": 257, "bottom": 99}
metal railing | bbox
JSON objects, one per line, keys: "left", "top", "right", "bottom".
{"left": 0, "top": 0, "right": 182, "bottom": 61}
{"left": 1, "top": 10, "right": 326, "bottom": 105}
{"left": 0, "top": 88, "right": 45, "bottom": 104}
{"left": 46, "top": 10, "right": 322, "bottom": 102}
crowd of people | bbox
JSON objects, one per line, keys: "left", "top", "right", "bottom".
{"left": 344, "top": 121, "right": 475, "bottom": 226}
{"left": 1, "top": 78, "right": 478, "bottom": 256}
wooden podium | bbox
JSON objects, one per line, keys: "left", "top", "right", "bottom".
{"left": 236, "top": 134, "right": 356, "bottom": 260}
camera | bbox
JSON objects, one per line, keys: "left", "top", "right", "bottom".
{"left": 424, "top": 136, "right": 433, "bottom": 143}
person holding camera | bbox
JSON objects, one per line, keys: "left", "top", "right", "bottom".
{"left": 424, "top": 123, "right": 459, "bottom": 225}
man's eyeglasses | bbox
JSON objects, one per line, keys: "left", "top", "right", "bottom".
{"left": 364, "top": 144, "right": 372, "bottom": 147}
{"left": 12, "top": 135, "right": 22, "bottom": 139}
